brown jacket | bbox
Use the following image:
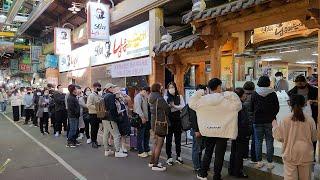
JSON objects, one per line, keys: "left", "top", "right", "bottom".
{"left": 273, "top": 113, "right": 317, "bottom": 165}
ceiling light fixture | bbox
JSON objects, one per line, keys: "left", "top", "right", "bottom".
{"left": 262, "top": 57, "right": 282, "bottom": 62}
{"left": 312, "top": 53, "right": 318, "bottom": 56}
{"left": 296, "top": 60, "right": 316, "bottom": 64}
{"left": 280, "top": 49, "right": 299, "bottom": 53}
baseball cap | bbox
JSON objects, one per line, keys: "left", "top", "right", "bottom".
{"left": 105, "top": 83, "right": 117, "bottom": 90}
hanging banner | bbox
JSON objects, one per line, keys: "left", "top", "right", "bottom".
{"left": 90, "top": 21, "right": 149, "bottom": 66}
{"left": 45, "top": 54, "right": 58, "bottom": 68}
{"left": 10, "top": 59, "right": 19, "bottom": 70}
{"left": 110, "top": 57, "right": 152, "bottom": 78}
{"left": 253, "top": 20, "right": 318, "bottom": 44}
{"left": 0, "top": 41, "right": 14, "bottom": 55}
{"left": 22, "top": 53, "right": 31, "bottom": 64}
{"left": 19, "top": 64, "right": 32, "bottom": 73}
{"left": 87, "top": 2, "right": 110, "bottom": 41}
{"left": 54, "top": 27, "right": 71, "bottom": 55}
{"left": 31, "top": 46, "right": 42, "bottom": 63}
{"left": 59, "top": 45, "right": 90, "bottom": 72}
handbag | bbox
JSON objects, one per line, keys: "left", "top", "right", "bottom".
{"left": 154, "top": 99, "right": 168, "bottom": 136}
{"left": 130, "top": 112, "right": 142, "bottom": 128}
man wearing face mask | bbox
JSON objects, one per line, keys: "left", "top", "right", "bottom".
{"left": 32, "top": 89, "right": 41, "bottom": 127}
{"left": 288, "top": 75, "right": 318, "bottom": 160}
{"left": 87, "top": 82, "right": 103, "bottom": 148}
{"left": 23, "top": 87, "right": 34, "bottom": 125}
{"left": 274, "top": 72, "right": 289, "bottom": 92}
{"left": 53, "top": 85, "right": 68, "bottom": 137}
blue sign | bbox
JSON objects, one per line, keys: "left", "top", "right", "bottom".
{"left": 10, "top": 59, "right": 19, "bottom": 70}
{"left": 45, "top": 55, "right": 58, "bottom": 68}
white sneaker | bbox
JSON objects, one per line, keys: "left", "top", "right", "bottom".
{"left": 86, "top": 139, "right": 92, "bottom": 144}
{"left": 121, "top": 147, "right": 128, "bottom": 153}
{"left": 147, "top": 151, "right": 152, "bottom": 156}
{"left": 266, "top": 163, "right": 275, "bottom": 170}
{"left": 148, "top": 163, "right": 162, "bottom": 168}
{"left": 254, "top": 161, "right": 265, "bottom": 169}
{"left": 249, "top": 160, "right": 258, "bottom": 164}
{"left": 151, "top": 165, "right": 166, "bottom": 171}
{"left": 138, "top": 152, "right": 148, "bottom": 158}
{"left": 55, "top": 132, "right": 59, "bottom": 137}
{"left": 77, "top": 133, "right": 84, "bottom": 140}
{"left": 29, "top": 124, "right": 33, "bottom": 127}
{"left": 104, "top": 150, "right": 114, "bottom": 157}
{"left": 166, "top": 158, "right": 174, "bottom": 166}
{"left": 115, "top": 151, "right": 128, "bottom": 158}
{"left": 196, "top": 174, "right": 207, "bottom": 180}
{"left": 176, "top": 157, "right": 183, "bottom": 164}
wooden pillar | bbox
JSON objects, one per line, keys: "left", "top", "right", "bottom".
{"left": 174, "top": 63, "right": 191, "bottom": 96}
{"left": 317, "top": 30, "right": 320, "bottom": 163}
{"left": 210, "top": 39, "right": 222, "bottom": 78}
{"left": 195, "top": 62, "right": 206, "bottom": 85}
{"left": 149, "top": 8, "right": 164, "bottom": 86}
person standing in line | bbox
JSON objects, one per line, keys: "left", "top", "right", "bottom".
{"left": 0, "top": 88, "right": 5, "bottom": 112}
{"left": 66, "top": 85, "right": 81, "bottom": 148}
{"left": 134, "top": 87, "right": 152, "bottom": 158}
{"left": 2, "top": 89, "right": 8, "bottom": 113}
{"left": 53, "top": 85, "right": 68, "bottom": 137}
{"left": 273, "top": 94, "right": 317, "bottom": 180}
{"left": 251, "top": 76, "right": 279, "bottom": 169}
{"left": 228, "top": 88, "right": 250, "bottom": 178}
{"left": 20, "top": 87, "right": 26, "bottom": 120}
{"left": 190, "top": 84, "right": 207, "bottom": 173}
{"left": 102, "top": 83, "right": 127, "bottom": 158}
{"left": 87, "top": 82, "right": 103, "bottom": 148}
{"left": 80, "top": 87, "right": 91, "bottom": 144}
{"left": 288, "top": 75, "right": 318, "bottom": 160}
{"left": 189, "top": 78, "right": 242, "bottom": 180}
{"left": 49, "top": 89, "right": 56, "bottom": 128}
{"left": 148, "top": 83, "right": 171, "bottom": 171}
{"left": 242, "top": 81, "right": 256, "bottom": 163}
{"left": 164, "top": 82, "right": 185, "bottom": 165}
{"left": 32, "top": 89, "right": 41, "bottom": 127}
{"left": 23, "top": 87, "right": 34, "bottom": 126}
{"left": 37, "top": 89, "right": 51, "bottom": 135}
{"left": 10, "top": 89, "right": 21, "bottom": 122}
{"left": 274, "top": 72, "right": 289, "bottom": 92}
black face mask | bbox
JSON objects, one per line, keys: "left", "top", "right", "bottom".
{"left": 27, "top": 92, "right": 31, "bottom": 94}
{"left": 96, "top": 87, "right": 102, "bottom": 92}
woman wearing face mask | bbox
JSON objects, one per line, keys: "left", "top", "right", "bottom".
{"left": 10, "top": 89, "right": 21, "bottom": 122}
{"left": 37, "top": 89, "right": 51, "bottom": 135}
{"left": 274, "top": 72, "right": 289, "bottom": 92}
{"left": 164, "top": 82, "right": 186, "bottom": 166}
{"left": 78, "top": 87, "right": 91, "bottom": 144}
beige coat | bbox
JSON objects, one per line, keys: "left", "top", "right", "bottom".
{"left": 86, "top": 92, "right": 100, "bottom": 114}
{"left": 273, "top": 113, "right": 317, "bottom": 165}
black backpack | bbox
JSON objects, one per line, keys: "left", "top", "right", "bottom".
{"left": 180, "top": 105, "right": 192, "bottom": 131}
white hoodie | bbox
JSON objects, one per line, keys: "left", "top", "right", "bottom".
{"left": 189, "top": 90, "right": 242, "bottom": 139}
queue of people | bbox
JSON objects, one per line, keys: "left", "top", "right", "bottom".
{"left": 3, "top": 74, "right": 318, "bottom": 179}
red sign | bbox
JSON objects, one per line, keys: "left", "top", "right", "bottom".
{"left": 19, "top": 64, "right": 32, "bottom": 72}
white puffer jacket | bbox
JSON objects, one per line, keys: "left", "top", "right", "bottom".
{"left": 189, "top": 91, "right": 242, "bottom": 139}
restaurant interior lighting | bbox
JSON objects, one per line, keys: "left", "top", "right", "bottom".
{"left": 296, "top": 60, "right": 316, "bottom": 64}
{"left": 280, "top": 49, "right": 299, "bottom": 53}
{"left": 312, "top": 53, "right": 318, "bottom": 56}
{"left": 261, "top": 57, "right": 282, "bottom": 62}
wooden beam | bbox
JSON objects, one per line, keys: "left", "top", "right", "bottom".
{"left": 317, "top": 29, "right": 320, "bottom": 162}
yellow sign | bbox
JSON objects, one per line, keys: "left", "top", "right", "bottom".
{"left": 0, "top": 32, "right": 15, "bottom": 37}
{"left": 14, "top": 44, "right": 30, "bottom": 50}
{"left": 253, "top": 20, "right": 318, "bottom": 44}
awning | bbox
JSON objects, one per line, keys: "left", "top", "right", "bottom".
{"left": 153, "top": 34, "right": 200, "bottom": 55}
{"left": 182, "top": 0, "right": 271, "bottom": 24}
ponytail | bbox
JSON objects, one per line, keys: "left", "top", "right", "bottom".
{"left": 292, "top": 105, "right": 305, "bottom": 122}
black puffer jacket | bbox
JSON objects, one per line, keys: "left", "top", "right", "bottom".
{"left": 149, "top": 92, "right": 170, "bottom": 130}
{"left": 53, "top": 91, "right": 66, "bottom": 112}
{"left": 67, "top": 94, "right": 80, "bottom": 119}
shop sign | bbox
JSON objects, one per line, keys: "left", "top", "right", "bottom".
{"left": 59, "top": 45, "right": 90, "bottom": 72}
{"left": 91, "top": 21, "right": 149, "bottom": 66}
{"left": 73, "top": 23, "right": 87, "bottom": 43}
{"left": 31, "top": 46, "right": 42, "bottom": 63}
{"left": 45, "top": 54, "right": 58, "bottom": 68}
{"left": 10, "top": 59, "right": 19, "bottom": 70}
{"left": 54, "top": 27, "right": 71, "bottom": 55}
{"left": 32, "top": 63, "right": 39, "bottom": 72}
{"left": 253, "top": 20, "right": 318, "bottom": 44}
{"left": 0, "top": 41, "right": 14, "bottom": 55}
{"left": 22, "top": 53, "right": 31, "bottom": 64}
{"left": 19, "top": 64, "right": 32, "bottom": 73}
{"left": 87, "top": 2, "right": 110, "bottom": 41}
{"left": 110, "top": 57, "right": 152, "bottom": 78}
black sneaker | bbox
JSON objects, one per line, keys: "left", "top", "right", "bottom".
{"left": 74, "top": 140, "right": 81, "bottom": 146}
{"left": 66, "top": 142, "right": 76, "bottom": 148}
{"left": 92, "top": 142, "right": 99, "bottom": 148}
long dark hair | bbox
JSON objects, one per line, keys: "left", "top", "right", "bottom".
{"left": 167, "top": 82, "right": 180, "bottom": 105}
{"left": 290, "top": 94, "right": 306, "bottom": 122}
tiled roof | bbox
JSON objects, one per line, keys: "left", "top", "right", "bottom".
{"left": 182, "top": 0, "right": 271, "bottom": 24}
{"left": 153, "top": 34, "right": 200, "bottom": 55}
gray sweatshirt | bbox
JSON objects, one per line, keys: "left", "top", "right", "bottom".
{"left": 24, "top": 93, "right": 34, "bottom": 109}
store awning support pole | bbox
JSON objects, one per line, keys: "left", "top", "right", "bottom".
{"left": 317, "top": 29, "right": 320, "bottom": 163}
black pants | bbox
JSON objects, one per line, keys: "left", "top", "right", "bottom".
{"left": 25, "top": 109, "right": 34, "bottom": 124}
{"left": 12, "top": 106, "right": 20, "bottom": 121}
{"left": 89, "top": 114, "right": 100, "bottom": 143}
{"left": 40, "top": 112, "right": 49, "bottom": 133}
{"left": 166, "top": 111, "right": 182, "bottom": 158}
{"left": 55, "top": 110, "right": 68, "bottom": 134}
{"left": 229, "top": 137, "right": 249, "bottom": 176}
{"left": 20, "top": 105, "right": 25, "bottom": 117}
{"left": 200, "top": 137, "right": 228, "bottom": 179}
{"left": 33, "top": 107, "right": 38, "bottom": 126}
{"left": 81, "top": 115, "right": 90, "bottom": 139}
{"left": 50, "top": 112, "right": 55, "bottom": 126}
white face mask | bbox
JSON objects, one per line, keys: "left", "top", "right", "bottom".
{"left": 85, "top": 91, "right": 91, "bottom": 96}
{"left": 37, "top": 92, "right": 41, "bottom": 96}
{"left": 168, "top": 88, "right": 176, "bottom": 95}
{"left": 275, "top": 76, "right": 282, "bottom": 81}
{"left": 44, "top": 93, "right": 49, "bottom": 96}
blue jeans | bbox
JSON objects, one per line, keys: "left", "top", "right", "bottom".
{"left": 137, "top": 124, "right": 150, "bottom": 153}
{"left": 191, "top": 129, "right": 204, "bottom": 170}
{"left": 1, "top": 101, "right": 6, "bottom": 112}
{"left": 68, "top": 118, "right": 79, "bottom": 142}
{"left": 254, "top": 123, "right": 274, "bottom": 163}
